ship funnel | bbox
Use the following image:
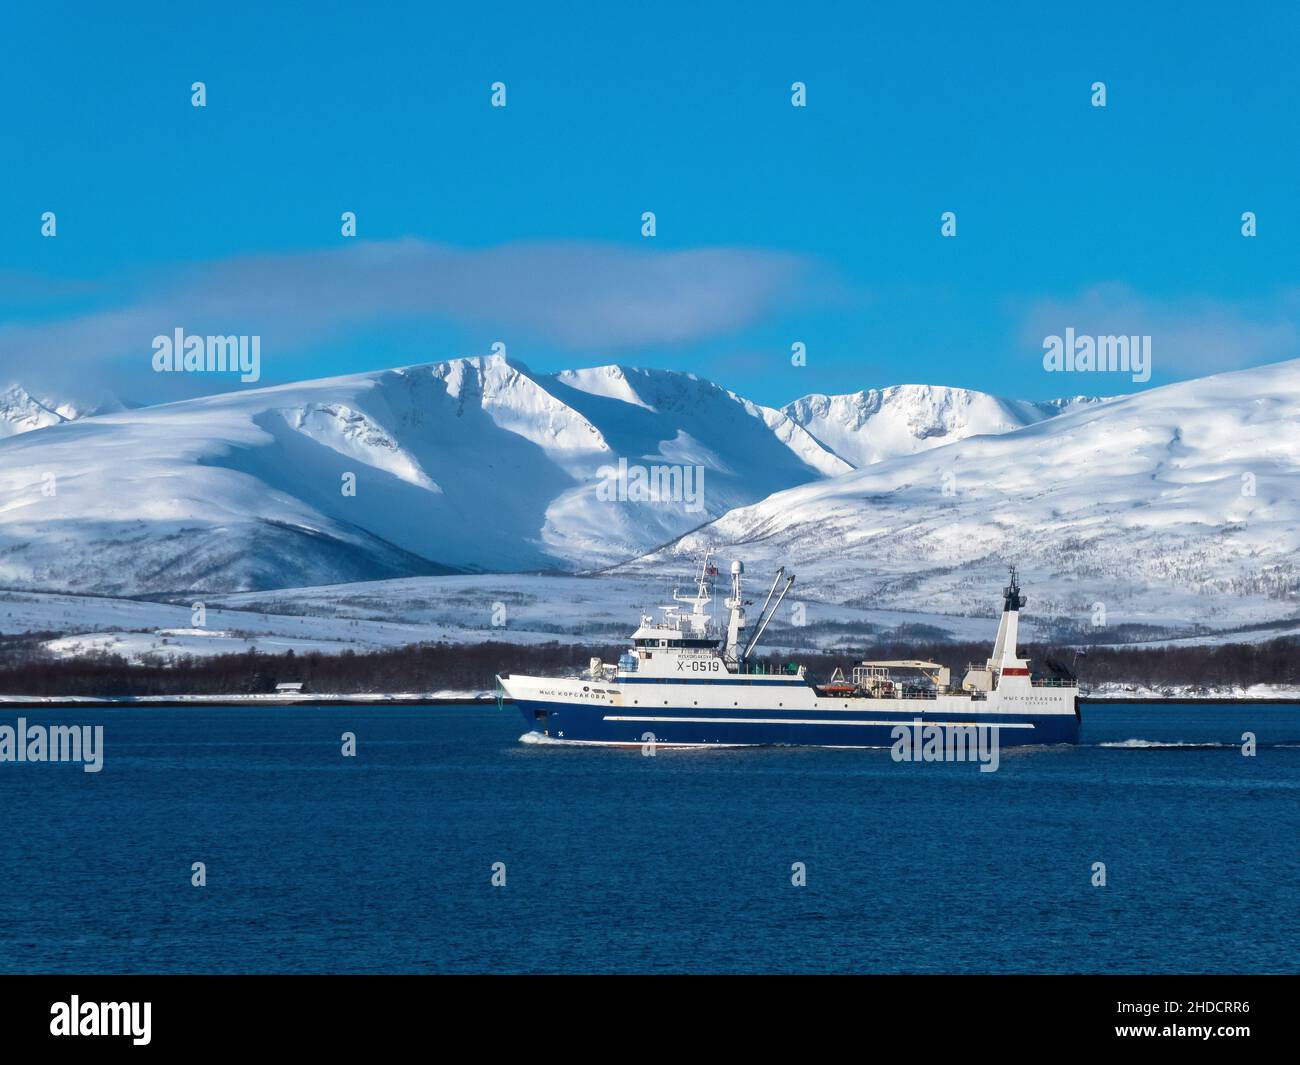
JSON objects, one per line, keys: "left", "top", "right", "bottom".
{"left": 988, "top": 566, "right": 1030, "bottom": 682}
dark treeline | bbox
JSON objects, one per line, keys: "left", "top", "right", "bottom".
{"left": 0, "top": 636, "right": 1294, "bottom": 696}
{"left": 0, "top": 641, "right": 623, "bottom": 697}
{"left": 1032, "top": 639, "right": 1300, "bottom": 689}
{"left": 791, "top": 637, "right": 1300, "bottom": 690}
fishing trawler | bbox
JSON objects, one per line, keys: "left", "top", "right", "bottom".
{"left": 497, "top": 555, "right": 1080, "bottom": 747}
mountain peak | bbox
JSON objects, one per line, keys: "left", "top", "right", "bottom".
{"left": 783, "top": 381, "right": 1066, "bottom": 468}
{"left": 0, "top": 383, "right": 133, "bottom": 438}
{"left": 0, "top": 384, "right": 67, "bottom": 437}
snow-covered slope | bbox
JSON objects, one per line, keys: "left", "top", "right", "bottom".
{"left": 783, "top": 384, "right": 1105, "bottom": 468}
{"left": 632, "top": 359, "right": 1300, "bottom": 635}
{"left": 0, "top": 356, "right": 848, "bottom": 594}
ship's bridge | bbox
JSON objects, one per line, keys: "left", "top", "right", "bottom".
{"left": 631, "top": 628, "right": 721, "bottom": 649}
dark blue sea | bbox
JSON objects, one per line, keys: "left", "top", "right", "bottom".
{"left": 1, "top": 702, "right": 1297, "bottom": 974}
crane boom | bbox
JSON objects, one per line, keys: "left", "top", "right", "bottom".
{"left": 743, "top": 574, "right": 795, "bottom": 660}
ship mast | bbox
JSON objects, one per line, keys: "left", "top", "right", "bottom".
{"left": 670, "top": 549, "right": 717, "bottom": 637}
{"left": 723, "top": 560, "right": 747, "bottom": 662}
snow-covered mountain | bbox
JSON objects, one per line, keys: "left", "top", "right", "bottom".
{"left": 0, "top": 385, "right": 70, "bottom": 437}
{"left": 783, "top": 384, "right": 1105, "bottom": 468}
{"left": 632, "top": 359, "right": 1300, "bottom": 636}
{"left": 3, "top": 353, "right": 1296, "bottom": 640}
{"left": 0, "top": 356, "right": 852, "bottom": 595}
{"left": 0, "top": 383, "right": 127, "bottom": 437}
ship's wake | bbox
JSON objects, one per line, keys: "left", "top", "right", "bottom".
{"left": 517, "top": 731, "right": 744, "bottom": 750}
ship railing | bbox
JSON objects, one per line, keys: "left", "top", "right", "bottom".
{"left": 1031, "top": 678, "right": 1079, "bottom": 688}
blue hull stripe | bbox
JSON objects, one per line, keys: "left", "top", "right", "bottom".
{"left": 605, "top": 714, "right": 1034, "bottom": 728}
{"left": 515, "top": 699, "right": 1080, "bottom": 747}
{"left": 616, "top": 676, "right": 807, "bottom": 686}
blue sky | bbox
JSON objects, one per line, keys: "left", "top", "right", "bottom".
{"left": 2, "top": 0, "right": 1298, "bottom": 407}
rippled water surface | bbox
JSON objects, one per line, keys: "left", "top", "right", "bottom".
{"left": 1, "top": 702, "right": 1296, "bottom": 973}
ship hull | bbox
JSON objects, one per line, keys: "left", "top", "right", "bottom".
{"left": 511, "top": 693, "right": 1079, "bottom": 748}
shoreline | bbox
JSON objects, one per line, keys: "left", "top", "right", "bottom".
{"left": 0, "top": 693, "right": 498, "bottom": 709}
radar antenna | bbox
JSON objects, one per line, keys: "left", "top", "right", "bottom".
{"left": 1003, "top": 565, "right": 1026, "bottom": 612}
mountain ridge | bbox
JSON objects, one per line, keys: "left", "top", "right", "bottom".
{"left": 781, "top": 384, "right": 1108, "bottom": 468}
{"left": 0, "top": 355, "right": 870, "bottom": 593}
